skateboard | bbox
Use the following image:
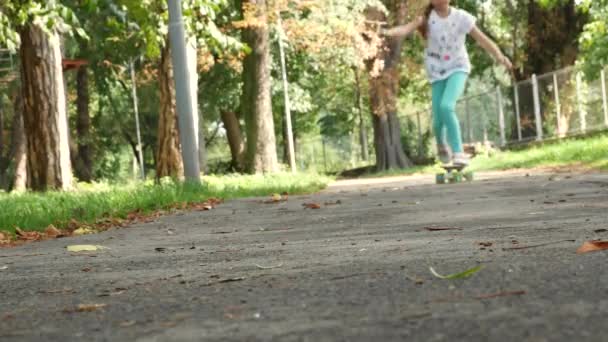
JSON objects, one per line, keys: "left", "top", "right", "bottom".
{"left": 435, "top": 165, "right": 474, "bottom": 184}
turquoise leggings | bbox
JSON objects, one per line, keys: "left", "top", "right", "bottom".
{"left": 431, "top": 72, "right": 468, "bottom": 153}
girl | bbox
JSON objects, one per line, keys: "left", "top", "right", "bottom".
{"left": 384, "top": 0, "right": 512, "bottom": 166}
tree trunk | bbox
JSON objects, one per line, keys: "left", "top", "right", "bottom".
{"left": 241, "top": 0, "right": 279, "bottom": 174}
{"left": 19, "top": 23, "right": 72, "bottom": 191}
{"left": 156, "top": 42, "right": 184, "bottom": 180}
{"left": 365, "top": 5, "right": 413, "bottom": 171}
{"left": 220, "top": 110, "right": 245, "bottom": 171}
{"left": 11, "top": 89, "right": 27, "bottom": 192}
{"left": 74, "top": 66, "right": 92, "bottom": 182}
{"left": 353, "top": 67, "right": 369, "bottom": 161}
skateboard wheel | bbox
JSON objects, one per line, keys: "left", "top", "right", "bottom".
{"left": 436, "top": 173, "right": 446, "bottom": 184}
{"left": 463, "top": 172, "right": 474, "bottom": 182}
{"left": 449, "top": 172, "right": 462, "bottom": 183}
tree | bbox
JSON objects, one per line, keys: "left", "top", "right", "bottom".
{"left": 0, "top": 1, "right": 82, "bottom": 191}
{"left": 239, "top": 0, "right": 279, "bottom": 173}
{"left": 363, "top": 1, "right": 419, "bottom": 171}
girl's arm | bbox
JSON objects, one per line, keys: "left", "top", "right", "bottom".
{"left": 469, "top": 26, "right": 513, "bottom": 69}
{"left": 383, "top": 16, "right": 424, "bottom": 37}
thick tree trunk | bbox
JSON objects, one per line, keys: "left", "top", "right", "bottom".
{"left": 241, "top": 0, "right": 279, "bottom": 174}
{"left": 220, "top": 110, "right": 245, "bottom": 171}
{"left": 19, "top": 23, "right": 72, "bottom": 191}
{"left": 74, "top": 66, "right": 92, "bottom": 182}
{"left": 510, "top": 1, "right": 586, "bottom": 140}
{"left": 365, "top": 5, "right": 413, "bottom": 171}
{"left": 156, "top": 42, "right": 184, "bottom": 180}
{"left": 11, "top": 90, "right": 27, "bottom": 192}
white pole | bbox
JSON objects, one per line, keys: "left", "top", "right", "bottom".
{"left": 497, "top": 87, "right": 506, "bottom": 147}
{"left": 276, "top": 13, "right": 296, "bottom": 173}
{"left": 576, "top": 72, "right": 586, "bottom": 133}
{"left": 514, "top": 82, "right": 522, "bottom": 141}
{"left": 168, "top": 0, "right": 201, "bottom": 183}
{"left": 601, "top": 69, "right": 608, "bottom": 127}
{"left": 532, "top": 74, "right": 543, "bottom": 141}
{"left": 553, "top": 72, "right": 562, "bottom": 137}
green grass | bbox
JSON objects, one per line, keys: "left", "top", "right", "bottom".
{"left": 344, "top": 134, "right": 608, "bottom": 179}
{"left": 468, "top": 134, "right": 608, "bottom": 172}
{"left": 0, "top": 173, "right": 331, "bottom": 234}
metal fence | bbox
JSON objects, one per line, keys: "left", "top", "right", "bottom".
{"left": 449, "top": 65, "right": 608, "bottom": 148}
{"left": 287, "top": 65, "right": 608, "bottom": 173}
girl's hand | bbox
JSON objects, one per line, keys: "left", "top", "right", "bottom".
{"left": 499, "top": 55, "right": 513, "bottom": 70}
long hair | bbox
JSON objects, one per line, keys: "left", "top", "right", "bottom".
{"left": 417, "top": 4, "right": 434, "bottom": 40}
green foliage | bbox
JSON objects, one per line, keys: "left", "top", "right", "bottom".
{"left": 578, "top": 0, "right": 608, "bottom": 78}
{"left": 0, "top": 0, "right": 84, "bottom": 51}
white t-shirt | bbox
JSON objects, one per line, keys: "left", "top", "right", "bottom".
{"left": 424, "top": 7, "right": 477, "bottom": 83}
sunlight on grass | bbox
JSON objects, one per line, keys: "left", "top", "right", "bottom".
{"left": 0, "top": 173, "right": 331, "bottom": 234}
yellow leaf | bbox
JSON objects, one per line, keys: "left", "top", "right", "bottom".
{"left": 73, "top": 227, "right": 97, "bottom": 236}
{"left": 76, "top": 304, "right": 106, "bottom": 312}
{"left": 67, "top": 245, "right": 106, "bottom": 252}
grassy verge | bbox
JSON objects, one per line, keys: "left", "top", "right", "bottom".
{"left": 341, "top": 134, "right": 608, "bottom": 179}
{"left": 0, "top": 173, "right": 331, "bottom": 234}
{"left": 468, "top": 134, "right": 608, "bottom": 172}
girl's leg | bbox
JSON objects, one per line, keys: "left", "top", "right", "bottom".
{"left": 431, "top": 80, "right": 447, "bottom": 145}
{"left": 438, "top": 72, "right": 468, "bottom": 154}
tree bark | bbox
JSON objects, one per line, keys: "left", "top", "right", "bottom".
{"left": 11, "top": 89, "right": 27, "bottom": 192}
{"left": 365, "top": 4, "right": 413, "bottom": 171}
{"left": 156, "top": 41, "right": 184, "bottom": 180}
{"left": 19, "top": 23, "right": 72, "bottom": 191}
{"left": 241, "top": 0, "right": 279, "bottom": 174}
{"left": 220, "top": 110, "right": 245, "bottom": 171}
{"left": 74, "top": 66, "right": 92, "bottom": 182}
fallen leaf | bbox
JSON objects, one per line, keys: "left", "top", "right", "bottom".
{"left": 119, "top": 320, "right": 136, "bottom": 327}
{"left": 302, "top": 203, "right": 321, "bottom": 209}
{"left": 263, "top": 194, "right": 286, "bottom": 204}
{"left": 44, "top": 225, "right": 62, "bottom": 237}
{"left": 15, "top": 228, "right": 42, "bottom": 241}
{"left": 255, "top": 263, "right": 284, "bottom": 269}
{"left": 429, "top": 265, "right": 483, "bottom": 280}
{"left": 594, "top": 229, "right": 607, "bottom": 233}
{"left": 73, "top": 227, "right": 97, "bottom": 236}
{"left": 424, "top": 227, "right": 463, "bottom": 232}
{"left": 0, "top": 231, "right": 11, "bottom": 242}
{"left": 478, "top": 242, "right": 493, "bottom": 247}
{"left": 155, "top": 247, "right": 167, "bottom": 253}
{"left": 503, "top": 239, "right": 575, "bottom": 251}
{"left": 0, "top": 266, "right": 7, "bottom": 270}
{"left": 576, "top": 240, "right": 608, "bottom": 254}
{"left": 81, "top": 267, "right": 92, "bottom": 272}
{"left": 324, "top": 200, "right": 342, "bottom": 206}
{"left": 203, "top": 277, "right": 246, "bottom": 287}
{"left": 76, "top": 304, "right": 106, "bottom": 312}
{"left": 67, "top": 245, "right": 107, "bottom": 252}
{"left": 474, "top": 290, "right": 526, "bottom": 299}
{"left": 38, "top": 288, "right": 75, "bottom": 294}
